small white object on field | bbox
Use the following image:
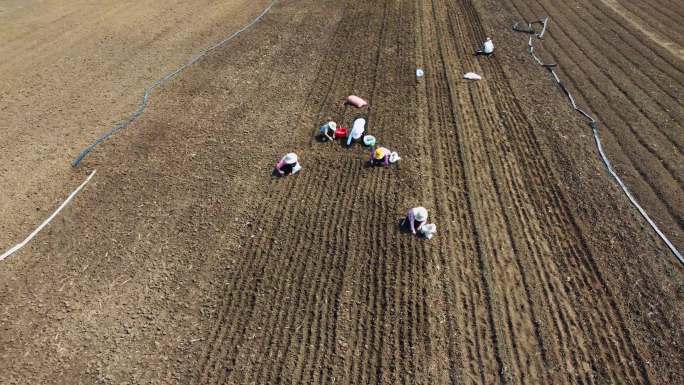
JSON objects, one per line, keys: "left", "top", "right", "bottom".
{"left": 416, "top": 68, "right": 424, "bottom": 77}
{"left": 463, "top": 72, "right": 482, "bottom": 80}
{"left": 421, "top": 223, "right": 437, "bottom": 239}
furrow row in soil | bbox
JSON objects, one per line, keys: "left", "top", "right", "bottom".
{"left": 465, "top": 1, "right": 657, "bottom": 383}
{"left": 521, "top": 0, "right": 684, "bottom": 157}
{"left": 504, "top": 0, "right": 683, "bottom": 253}
{"left": 617, "top": 0, "right": 684, "bottom": 44}
{"left": 533, "top": 0, "right": 684, "bottom": 161}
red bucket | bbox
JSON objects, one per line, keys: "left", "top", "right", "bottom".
{"left": 335, "top": 126, "right": 348, "bottom": 138}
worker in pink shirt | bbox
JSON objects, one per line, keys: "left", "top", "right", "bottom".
{"left": 274, "top": 153, "right": 301, "bottom": 176}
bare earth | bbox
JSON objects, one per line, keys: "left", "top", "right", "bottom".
{"left": 1, "top": 0, "right": 682, "bottom": 384}
{"left": 0, "top": 0, "right": 269, "bottom": 246}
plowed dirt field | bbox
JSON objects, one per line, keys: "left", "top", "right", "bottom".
{"left": 1, "top": 0, "right": 682, "bottom": 384}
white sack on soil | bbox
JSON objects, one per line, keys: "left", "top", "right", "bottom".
{"left": 421, "top": 223, "right": 437, "bottom": 239}
{"left": 351, "top": 118, "right": 366, "bottom": 139}
{"left": 463, "top": 72, "right": 482, "bottom": 80}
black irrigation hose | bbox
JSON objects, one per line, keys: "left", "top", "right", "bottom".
{"left": 514, "top": 18, "right": 683, "bottom": 264}
{"left": 72, "top": 1, "right": 279, "bottom": 167}
{"left": 513, "top": 22, "right": 535, "bottom": 34}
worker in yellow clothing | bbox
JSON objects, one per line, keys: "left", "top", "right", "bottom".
{"left": 369, "top": 146, "right": 391, "bottom": 167}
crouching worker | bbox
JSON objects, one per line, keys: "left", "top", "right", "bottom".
{"left": 475, "top": 37, "right": 494, "bottom": 56}
{"left": 400, "top": 206, "right": 428, "bottom": 235}
{"left": 274, "top": 153, "right": 301, "bottom": 176}
{"left": 319, "top": 121, "right": 337, "bottom": 142}
{"left": 369, "top": 146, "right": 391, "bottom": 167}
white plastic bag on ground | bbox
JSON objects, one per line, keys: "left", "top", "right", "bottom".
{"left": 421, "top": 223, "right": 437, "bottom": 239}
{"left": 389, "top": 151, "right": 401, "bottom": 163}
{"left": 348, "top": 117, "right": 366, "bottom": 146}
{"left": 351, "top": 118, "right": 366, "bottom": 139}
{"left": 464, "top": 72, "right": 482, "bottom": 80}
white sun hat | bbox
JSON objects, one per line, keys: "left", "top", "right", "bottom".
{"left": 414, "top": 206, "right": 428, "bottom": 222}
{"left": 283, "top": 153, "right": 298, "bottom": 164}
{"left": 328, "top": 121, "right": 337, "bottom": 130}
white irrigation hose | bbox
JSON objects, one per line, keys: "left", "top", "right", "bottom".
{"left": 0, "top": 170, "right": 97, "bottom": 262}
{"left": 537, "top": 17, "right": 549, "bottom": 39}
{"left": 515, "top": 19, "right": 683, "bottom": 264}
{"left": 588, "top": 122, "right": 683, "bottom": 264}
{"left": 72, "top": 0, "right": 279, "bottom": 166}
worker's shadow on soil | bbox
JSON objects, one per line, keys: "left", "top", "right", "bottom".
{"left": 270, "top": 169, "right": 298, "bottom": 178}
{"left": 397, "top": 217, "right": 431, "bottom": 240}
{"left": 363, "top": 161, "right": 400, "bottom": 170}
{"left": 315, "top": 135, "right": 364, "bottom": 150}
{"left": 397, "top": 217, "right": 421, "bottom": 236}
{"left": 314, "top": 136, "right": 346, "bottom": 148}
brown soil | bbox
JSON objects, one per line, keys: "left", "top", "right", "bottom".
{"left": 1, "top": 0, "right": 682, "bottom": 384}
{"left": 602, "top": 0, "right": 684, "bottom": 58}
{"left": 0, "top": 0, "right": 270, "bottom": 247}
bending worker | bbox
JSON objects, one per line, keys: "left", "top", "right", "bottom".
{"left": 319, "top": 121, "right": 337, "bottom": 142}
{"left": 274, "top": 153, "right": 301, "bottom": 176}
{"left": 475, "top": 37, "right": 494, "bottom": 56}
{"left": 347, "top": 117, "right": 366, "bottom": 146}
{"left": 401, "top": 206, "right": 428, "bottom": 235}
{"left": 369, "top": 146, "right": 391, "bottom": 167}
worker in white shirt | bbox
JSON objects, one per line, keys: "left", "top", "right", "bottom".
{"left": 475, "top": 37, "right": 494, "bottom": 56}
{"left": 347, "top": 117, "right": 366, "bottom": 146}
{"left": 400, "top": 206, "right": 429, "bottom": 235}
